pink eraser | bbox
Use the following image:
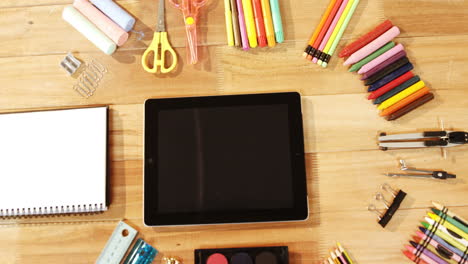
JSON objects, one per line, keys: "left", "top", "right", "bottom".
{"left": 358, "top": 43, "right": 404, "bottom": 74}
{"left": 344, "top": 26, "right": 400, "bottom": 66}
{"left": 73, "top": 0, "right": 128, "bottom": 46}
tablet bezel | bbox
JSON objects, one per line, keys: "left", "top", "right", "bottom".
{"left": 144, "top": 92, "right": 308, "bottom": 226}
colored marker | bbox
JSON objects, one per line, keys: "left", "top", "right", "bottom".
{"left": 236, "top": 0, "right": 250, "bottom": 50}
{"left": 252, "top": 0, "right": 267, "bottom": 47}
{"left": 386, "top": 93, "right": 434, "bottom": 121}
{"left": 260, "top": 0, "right": 276, "bottom": 47}
{"left": 321, "top": 0, "right": 360, "bottom": 67}
{"left": 421, "top": 222, "right": 467, "bottom": 252}
{"left": 432, "top": 202, "right": 468, "bottom": 229}
{"left": 224, "top": 0, "right": 235, "bottom": 46}
{"left": 312, "top": 0, "right": 349, "bottom": 63}
{"left": 337, "top": 242, "right": 353, "bottom": 264}
{"left": 413, "top": 235, "right": 464, "bottom": 263}
{"left": 344, "top": 26, "right": 400, "bottom": 66}
{"left": 229, "top": 0, "right": 242, "bottom": 46}
{"left": 307, "top": 0, "right": 344, "bottom": 60}
{"left": 339, "top": 20, "right": 393, "bottom": 58}
{"left": 417, "top": 229, "right": 465, "bottom": 259}
{"left": 349, "top": 42, "right": 395, "bottom": 72}
{"left": 409, "top": 242, "right": 449, "bottom": 264}
{"left": 358, "top": 43, "right": 405, "bottom": 74}
{"left": 373, "top": 75, "right": 420, "bottom": 104}
{"left": 377, "top": 80, "right": 425, "bottom": 110}
{"left": 242, "top": 0, "right": 258, "bottom": 47}
{"left": 425, "top": 217, "right": 468, "bottom": 246}
{"left": 368, "top": 62, "right": 413, "bottom": 91}
{"left": 269, "top": 0, "right": 284, "bottom": 43}
{"left": 403, "top": 250, "right": 430, "bottom": 264}
{"left": 432, "top": 208, "right": 468, "bottom": 234}
{"left": 303, "top": 0, "right": 338, "bottom": 56}
{"left": 380, "top": 86, "right": 429, "bottom": 116}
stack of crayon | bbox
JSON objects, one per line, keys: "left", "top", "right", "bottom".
{"left": 340, "top": 20, "right": 434, "bottom": 121}
{"left": 223, "top": 0, "right": 284, "bottom": 50}
{"left": 302, "top": 0, "right": 360, "bottom": 68}
{"left": 318, "top": 242, "right": 354, "bottom": 264}
{"left": 403, "top": 202, "right": 468, "bottom": 264}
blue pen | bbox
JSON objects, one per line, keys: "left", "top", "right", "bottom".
{"left": 269, "top": 0, "right": 284, "bottom": 43}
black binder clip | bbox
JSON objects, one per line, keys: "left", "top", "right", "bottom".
{"left": 368, "top": 183, "right": 407, "bottom": 228}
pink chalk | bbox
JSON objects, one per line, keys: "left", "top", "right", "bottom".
{"left": 73, "top": 0, "right": 128, "bottom": 46}
{"left": 358, "top": 43, "right": 404, "bottom": 74}
{"left": 343, "top": 26, "right": 400, "bottom": 66}
{"left": 312, "top": 0, "right": 349, "bottom": 64}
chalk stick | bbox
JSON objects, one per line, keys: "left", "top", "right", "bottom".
{"left": 63, "top": 6, "right": 116, "bottom": 55}
{"left": 74, "top": 0, "right": 128, "bottom": 46}
{"left": 90, "top": 0, "right": 135, "bottom": 32}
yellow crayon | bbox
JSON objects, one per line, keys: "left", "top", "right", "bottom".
{"left": 428, "top": 212, "right": 468, "bottom": 241}
{"left": 377, "top": 80, "right": 425, "bottom": 110}
{"left": 241, "top": 0, "right": 258, "bottom": 48}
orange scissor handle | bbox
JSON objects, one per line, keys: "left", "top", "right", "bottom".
{"left": 141, "top": 32, "right": 178, "bottom": 73}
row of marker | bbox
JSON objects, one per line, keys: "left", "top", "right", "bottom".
{"left": 320, "top": 243, "right": 354, "bottom": 264}
{"left": 302, "top": 0, "right": 360, "bottom": 68}
{"left": 403, "top": 201, "right": 468, "bottom": 264}
{"left": 341, "top": 20, "right": 434, "bottom": 121}
{"left": 223, "top": 0, "right": 284, "bottom": 50}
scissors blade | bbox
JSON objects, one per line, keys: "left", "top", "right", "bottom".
{"left": 157, "top": 0, "right": 166, "bottom": 32}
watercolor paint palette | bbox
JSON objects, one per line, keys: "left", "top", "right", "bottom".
{"left": 195, "top": 246, "right": 288, "bottom": 264}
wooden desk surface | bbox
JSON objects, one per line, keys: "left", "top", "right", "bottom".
{"left": 1, "top": 0, "right": 468, "bottom": 263}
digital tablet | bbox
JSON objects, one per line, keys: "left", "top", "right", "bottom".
{"left": 144, "top": 92, "right": 308, "bottom": 226}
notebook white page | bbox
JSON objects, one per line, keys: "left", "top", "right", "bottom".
{"left": 0, "top": 107, "right": 108, "bottom": 216}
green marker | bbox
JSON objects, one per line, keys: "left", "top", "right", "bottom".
{"left": 348, "top": 42, "right": 395, "bottom": 72}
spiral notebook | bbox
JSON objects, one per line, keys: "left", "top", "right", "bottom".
{"left": 0, "top": 106, "right": 108, "bottom": 217}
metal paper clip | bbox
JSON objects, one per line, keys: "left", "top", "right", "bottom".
{"left": 73, "top": 59, "right": 107, "bottom": 98}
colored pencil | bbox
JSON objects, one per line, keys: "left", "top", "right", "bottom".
{"left": 358, "top": 43, "right": 405, "bottom": 74}
{"left": 361, "top": 50, "right": 406, "bottom": 79}
{"left": 349, "top": 42, "right": 395, "bottom": 72}
{"left": 321, "top": 0, "right": 360, "bottom": 67}
{"left": 344, "top": 26, "right": 400, "bottom": 66}
{"left": 413, "top": 235, "right": 464, "bottom": 263}
{"left": 432, "top": 208, "right": 468, "bottom": 234}
{"left": 432, "top": 202, "right": 468, "bottom": 229}
{"left": 374, "top": 76, "right": 421, "bottom": 105}
{"left": 339, "top": 20, "right": 393, "bottom": 58}
{"left": 307, "top": 0, "right": 344, "bottom": 60}
{"left": 363, "top": 57, "right": 410, "bottom": 84}
{"left": 377, "top": 80, "right": 425, "bottom": 110}
{"left": 335, "top": 249, "right": 348, "bottom": 264}
{"left": 337, "top": 242, "right": 354, "bottom": 264}
{"left": 260, "top": 0, "right": 276, "bottom": 47}
{"left": 312, "top": 0, "right": 349, "bottom": 63}
{"left": 368, "top": 62, "right": 413, "bottom": 91}
{"left": 368, "top": 71, "right": 414, "bottom": 98}
{"left": 380, "top": 86, "right": 429, "bottom": 116}
{"left": 403, "top": 250, "right": 430, "bottom": 264}
{"left": 303, "top": 0, "right": 338, "bottom": 56}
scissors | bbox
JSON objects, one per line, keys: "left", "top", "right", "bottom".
{"left": 169, "top": 0, "right": 207, "bottom": 65}
{"left": 142, "top": 0, "right": 177, "bottom": 73}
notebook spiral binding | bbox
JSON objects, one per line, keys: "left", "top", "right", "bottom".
{"left": 0, "top": 203, "right": 107, "bottom": 217}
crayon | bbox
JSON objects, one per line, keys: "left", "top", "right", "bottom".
{"left": 374, "top": 76, "right": 421, "bottom": 104}
{"left": 368, "top": 62, "right": 414, "bottom": 91}
{"left": 380, "top": 86, "right": 429, "bottom": 116}
{"left": 377, "top": 80, "right": 425, "bottom": 110}
{"left": 386, "top": 93, "right": 434, "bottom": 121}
{"left": 348, "top": 42, "right": 395, "bottom": 72}
{"left": 364, "top": 57, "right": 410, "bottom": 85}
{"left": 361, "top": 50, "right": 406, "bottom": 79}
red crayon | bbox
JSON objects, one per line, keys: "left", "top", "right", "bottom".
{"left": 402, "top": 250, "right": 429, "bottom": 264}
{"left": 339, "top": 20, "right": 393, "bottom": 58}
{"left": 368, "top": 71, "right": 414, "bottom": 99}
{"left": 252, "top": 0, "right": 267, "bottom": 47}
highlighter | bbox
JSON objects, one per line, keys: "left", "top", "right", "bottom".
{"left": 224, "top": 0, "right": 235, "bottom": 46}
{"left": 241, "top": 0, "right": 258, "bottom": 47}
{"left": 269, "top": 0, "right": 284, "bottom": 43}
{"left": 252, "top": 0, "right": 267, "bottom": 47}
{"left": 260, "top": 0, "right": 275, "bottom": 47}
{"left": 236, "top": 0, "right": 250, "bottom": 50}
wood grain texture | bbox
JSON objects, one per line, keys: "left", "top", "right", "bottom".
{"left": 0, "top": 0, "right": 468, "bottom": 263}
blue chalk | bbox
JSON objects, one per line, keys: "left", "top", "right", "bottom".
{"left": 90, "top": 0, "right": 135, "bottom": 32}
